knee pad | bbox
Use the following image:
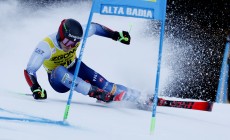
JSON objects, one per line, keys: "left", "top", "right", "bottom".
{"left": 51, "top": 66, "right": 91, "bottom": 95}
{"left": 49, "top": 66, "right": 70, "bottom": 93}
{"left": 51, "top": 66, "right": 68, "bottom": 83}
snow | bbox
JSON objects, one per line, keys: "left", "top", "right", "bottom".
{"left": 0, "top": 1, "right": 230, "bottom": 140}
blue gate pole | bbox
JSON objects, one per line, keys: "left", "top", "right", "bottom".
{"left": 216, "top": 42, "right": 230, "bottom": 103}
{"left": 150, "top": 8, "right": 167, "bottom": 134}
{"left": 63, "top": 0, "right": 96, "bottom": 122}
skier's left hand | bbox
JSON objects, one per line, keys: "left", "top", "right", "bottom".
{"left": 112, "top": 31, "right": 131, "bottom": 45}
{"left": 32, "top": 87, "right": 47, "bottom": 100}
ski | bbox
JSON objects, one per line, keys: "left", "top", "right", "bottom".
{"left": 98, "top": 91, "right": 214, "bottom": 112}
{"left": 157, "top": 98, "right": 213, "bottom": 112}
{"left": 6, "top": 89, "right": 213, "bottom": 112}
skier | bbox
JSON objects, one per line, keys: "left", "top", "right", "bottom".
{"left": 24, "top": 18, "right": 141, "bottom": 103}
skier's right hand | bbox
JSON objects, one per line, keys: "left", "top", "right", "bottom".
{"left": 32, "top": 87, "right": 47, "bottom": 100}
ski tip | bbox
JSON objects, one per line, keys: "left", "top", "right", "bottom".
{"left": 193, "top": 101, "right": 214, "bottom": 112}
{"left": 207, "top": 102, "right": 214, "bottom": 112}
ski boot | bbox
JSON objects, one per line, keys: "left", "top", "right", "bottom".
{"left": 88, "top": 86, "right": 114, "bottom": 102}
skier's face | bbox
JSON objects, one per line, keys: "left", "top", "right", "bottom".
{"left": 60, "top": 42, "right": 72, "bottom": 52}
{"left": 60, "top": 38, "right": 80, "bottom": 52}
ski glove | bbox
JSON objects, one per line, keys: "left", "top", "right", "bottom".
{"left": 112, "top": 31, "right": 131, "bottom": 45}
{"left": 32, "top": 87, "right": 47, "bottom": 100}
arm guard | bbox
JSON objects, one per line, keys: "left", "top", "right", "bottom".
{"left": 24, "top": 69, "right": 41, "bottom": 91}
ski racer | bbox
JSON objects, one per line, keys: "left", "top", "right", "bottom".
{"left": 24, "top": 18, "right": 141, "bottom": 103}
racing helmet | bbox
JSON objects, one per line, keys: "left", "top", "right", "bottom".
{"left": 56, "top": 18, "right": 83, "bottom": 43}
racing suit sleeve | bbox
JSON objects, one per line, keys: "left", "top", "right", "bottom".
{"left": 24, "top": 41, "right": 51, "bottom": 91}
{"left": 84, "top": 22, "right": 130, "bottom": 44}
{"left": 83, "top": 22, "right": 117, "bottom": 39}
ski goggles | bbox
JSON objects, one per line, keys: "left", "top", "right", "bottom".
{"left": 61, "top": 38, "right": 80, "bottom": 48}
